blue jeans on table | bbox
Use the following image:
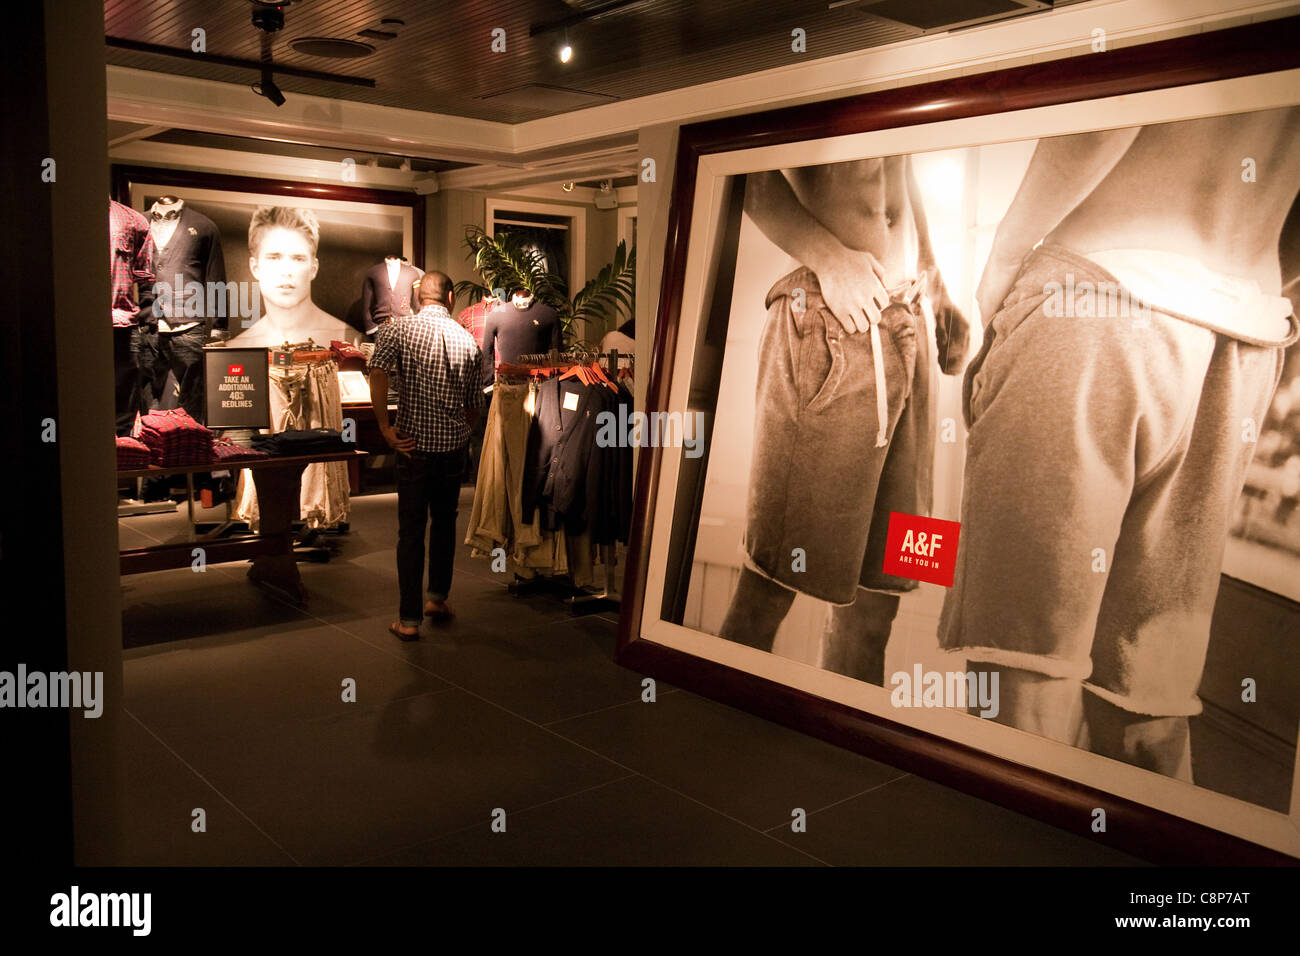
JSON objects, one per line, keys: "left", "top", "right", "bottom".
{"left": 396, "top": 445, "right": 467, "bottom": 626}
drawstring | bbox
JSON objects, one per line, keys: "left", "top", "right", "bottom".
{"left": 870, "top": 275, "right": 924, "bottom": 448}
{"left": 869, "top": 320, "right": 888, "bottom": 447}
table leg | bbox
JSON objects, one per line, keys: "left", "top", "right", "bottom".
{"left": 247, "top": 464, "right": 309, "bottom": 604}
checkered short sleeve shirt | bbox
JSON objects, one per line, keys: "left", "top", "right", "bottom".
{"left": 368, "top": 304, "right": 485, "bottom": 452}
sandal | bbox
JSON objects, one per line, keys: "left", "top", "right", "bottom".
{"left": 388, "top": 621, "right": 420, "bottom": 642}
{"left": 424, "top": 600, "right": 455, "bottom": 622}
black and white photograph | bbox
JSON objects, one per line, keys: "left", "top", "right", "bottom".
{"left": 630, "top": 62, "right": 1300, "bottom": 857}
{"left": 119, "top": 168, "right": 421, "bottom": 342}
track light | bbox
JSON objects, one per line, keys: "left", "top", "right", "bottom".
{"left": 251, "top": 68, "right": 286, "bottom": 106}
{"left": 559, "top": 42, "right": 573, "bottom": 63}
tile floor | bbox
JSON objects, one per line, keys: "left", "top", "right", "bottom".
{"left": 117, "top": 489, "right": 1146, "bottom": 866}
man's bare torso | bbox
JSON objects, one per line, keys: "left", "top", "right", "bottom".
{"left": 785, "top": 156, "right": 919, "bottom": 286}
{"left": 1048, "top": 107, "right": 1300, "bottom": 291}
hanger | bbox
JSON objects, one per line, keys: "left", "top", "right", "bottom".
{"left": 559, "top": 363, "right": 590, "bottom": 386}
{"left": 589, "top": 360, "right": 617, "bottom": 391}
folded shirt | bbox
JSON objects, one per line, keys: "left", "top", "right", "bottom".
{"left": 211, "top": 437, "right": 271, "bottom": 464}
{"left": 134, "top": 408, "right": 214, "bottom": 467}
{"left": 115, "top": 436, "right": 152, "bottom": 471}
{"left": 250, "top": 428, "right": 349, "bottom": 457}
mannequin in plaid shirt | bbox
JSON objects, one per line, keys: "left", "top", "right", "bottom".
{"left": 109, "top": 199, "right": 155, "bottom": 435}
{"left": 368, "top": 271, "right": 484, "bottom": 639}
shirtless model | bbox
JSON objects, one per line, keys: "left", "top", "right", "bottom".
{"left": 939, "top": 108, "right": 1300, "bottom": 780}
{"left": 227, "top": 206, "right": 360, "bottom": 348}
{"left": 718, "top": 156, "right": 969, "bottom": 683}
{"left": 227, "top": 207, "right": 358, "bottom": 530}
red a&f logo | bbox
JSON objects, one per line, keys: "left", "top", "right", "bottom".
{"left": 882, "top": 512, "right": 961, "bottom": 587}
{"left": 228, "top": 365, "right": 244, "bottom": 375}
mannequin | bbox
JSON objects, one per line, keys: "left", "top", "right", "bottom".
{"left": 481, "top": 286, "right": 562, "bottom": 380}
{"left": 360, "top": 254, "right": 423, "bottom": 334}
{"left": 144, "top": 195, "right": 226, "bottom": 419}
{"left": 109, "top": 197, "right": 155, "bottom": 436}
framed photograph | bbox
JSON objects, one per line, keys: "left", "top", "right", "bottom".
{"left": 619, "top": 18, "right": 1300, "bottom": 862}
{"left": 112, "top": 165, "right": 424, "bottom": 340}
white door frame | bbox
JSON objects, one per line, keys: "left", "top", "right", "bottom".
{"left": 617, "top": 205, "right": 638, "bottom": 250}
{"left": 485, "top": 197, "right": 587, "bottom": 294}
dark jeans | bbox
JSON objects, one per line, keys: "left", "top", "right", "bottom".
{"left": 114, "top": 325, "right": 150, "bottom": 436}
{"left": 467, "top": 392, "right": 491, "bottom": 482}
{"left": 396, "top": 446, "right": 467, "bottom": 625}
{"left": 141, "top": 325, "right": 207, "bottom": 421}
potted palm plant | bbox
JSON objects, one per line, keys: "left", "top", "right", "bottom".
{"left": 452, "top": 224, "right": 635, "bottom": 344}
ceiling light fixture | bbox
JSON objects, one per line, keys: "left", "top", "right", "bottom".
{"left": 251, "top": 68, "right": 286, "bottom": 106}
{"left": 562, "top": 181, "right": 575, "bottom": 192}
{"left": 559, "top": 30, "right": 573, "bottom": 63}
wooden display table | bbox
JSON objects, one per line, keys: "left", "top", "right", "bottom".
{"left": 118, "top": 450, "right": 364, "bottom": 605}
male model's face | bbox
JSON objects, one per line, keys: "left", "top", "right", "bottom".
{"left": 250, "top": 226, "right": 317, "bottom": 310}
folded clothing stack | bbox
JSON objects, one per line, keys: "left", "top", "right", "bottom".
{"left": 211, "top": 437, "right": 271, "bottom": 464}
{"left": 115, "top": 436, "right": 152, "bottom": 471}
{"left": 134, "top": 408, "right": 214, "bottom": 466}
{"left": 250, "top": 428, "right": 350, "bottom": 457}
{"left": 330, "top": 339, "right": 366, "bottom": 361}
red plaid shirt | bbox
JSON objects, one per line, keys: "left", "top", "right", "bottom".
{"left": 110, "top": 200, "right": 155, "bottom": 328}
{"left": 457, "top": 296, "right": 499, "bottom": 349}
{"left": 135, "top": 408, "right": 213, "bottom": 466}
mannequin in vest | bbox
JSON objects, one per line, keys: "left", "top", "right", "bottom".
{"left": 481, "top": 286, "right": 563, "bottom": 381}
{"left": 144, "top": 196, "right": 226, "bottom": 419}
{"left": 360, "top": 255, "right": 423, "bottom": 334}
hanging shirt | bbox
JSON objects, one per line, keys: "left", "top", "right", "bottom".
{"left": 456, "top": 295, "right": 499, "bottom": 350}
{"left": 522, "top": 376, "right": 622, "bottom": 535}
{"left": 109, "top": 200, "right": 155, "bottom": 328}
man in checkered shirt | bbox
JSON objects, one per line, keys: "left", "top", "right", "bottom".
{"left": 368, "top": 270, "right": 485, "bottom": 639}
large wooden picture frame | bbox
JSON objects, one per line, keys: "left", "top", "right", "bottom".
{"left": 617, "top": 18, "right": 1300, "bottom": 864}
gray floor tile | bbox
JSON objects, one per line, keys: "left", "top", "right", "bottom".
{"left": 119, "top": 714, "right": 296, "bottom": 866}
{"left": 550, "top": 689, "right": 908, "bottom": 831}
{"left": 772, "top": 773, "right": 1149, "bottom": 866}
{"left": 143, "top": 687, "right": 628, "bottom": 865}
{"left": 366, "top": 775, "right": 824, "bottom": 866}
{"left": 125, "top": 620, "right": 451, "bottom": 737}
{"left": 333, "top": 610, "right": 647, "bottom": 724}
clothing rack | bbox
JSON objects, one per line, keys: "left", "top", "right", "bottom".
{"left": 497, "top": 347, "right": 633, "bottom": 382}
{"left": 272, "top": 340, "right": 335, "bottom": 366}
{"left": 490, "top": 346, "right": 632, "bottom": 613}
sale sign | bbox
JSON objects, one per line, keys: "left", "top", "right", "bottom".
{"left": 881, "top": 512, "right": 961, "bottom": 587}
{"left": 204, "top": 347, "right": 269, "bottom": 429}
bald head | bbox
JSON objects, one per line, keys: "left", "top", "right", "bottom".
{"left": 418, "top": 270, "right": 454, "bottom": 308}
